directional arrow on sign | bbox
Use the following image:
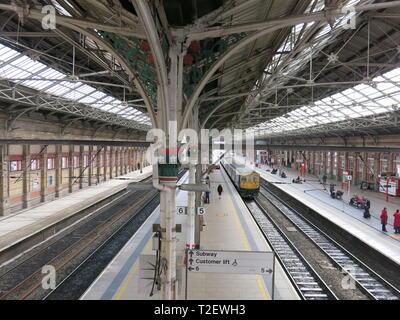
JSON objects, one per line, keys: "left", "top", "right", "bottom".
{"left": 186, "top": 249, "right": 275, "bottom": 275}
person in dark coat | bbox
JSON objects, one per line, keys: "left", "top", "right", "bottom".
{"left": 217, "top": 184, "right": 223, "bottom": 199}
{"left": 394, "top": 210, "right": 400, "bottom": 234}
{"left": 363, "top": 206, "right": 371, "bottom": 219}
{"left": 329, "top": 184, "right": 335, "bottom": 198}
{"left": 380, "top": 207, "right": 388, "bottom": 232}
{"left": 205, "top": 175, "right": 210, "bottom": 187}
{"left": 205, "top": 191, "right": 210, "bottom": 204}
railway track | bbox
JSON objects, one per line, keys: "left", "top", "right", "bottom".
{"left": 43, "top": 193, "right": 160, "bottom": 300}
{"left": 245, "top": 200, "right": 338, "bottom": 300}
{"left": 0, "top": 187, "right": 155, "bottom": 300}
{"left": 0, "top": 170, "right": 186, "bottom": 300}
{"left": 259, "top": 184, "right": 400, "bottom": 300}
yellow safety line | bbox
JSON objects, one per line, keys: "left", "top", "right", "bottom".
{"left": 257, "top": 278, "right": 269, "bottom": 300}
{"left": 228, "top": 198, "right": 251, "bottom": 251}
{"left": 225, "top": 180, "right": 270, "bottom": 300}
{"left": 113, "top": 239, "right": 153, "bottom": 300}
{"left": 116, "top": 172, "right": 271, "bottom": 301}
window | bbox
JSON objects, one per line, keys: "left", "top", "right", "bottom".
{"left": 47, "top": 158, "right": 55, "bottom": 170}
{"left": 62, "top": 157, "right": 68, "bottom": 169}
{"left": 84, "top": 155, "right": 89, "bottom": 167}
{"left": 10, "top": 160, "right": 22, "bottom": 172}
{"left": 91, "top": 155, "right": 97, "bottom": 168}
{"left": 73, "top": 156, "right": 79, "bottom": 168}
{"left": 247, "top": 175, "right": 252, "bottom": 183}
{"left": 240, "top": 176, "right": 246, "bottom": 183}
{"left": 254, "top": 175, "right": 259, "bottom": 183}
{"left": 30, "top": 159, "right": 40, "bottom": 170}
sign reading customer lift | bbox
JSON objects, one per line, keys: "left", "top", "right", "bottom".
{"left": 186, "top": 249, "right": 274, "bottom": 275}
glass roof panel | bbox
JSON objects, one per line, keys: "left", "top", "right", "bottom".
{"left": 250, "top": 64, "right": 400, "bottom": 136}
{"left": 0, "top": 43, "right": 149, "bottom": 126}
{"left": 0, "top": 47, "right": 19, "bottom": 62}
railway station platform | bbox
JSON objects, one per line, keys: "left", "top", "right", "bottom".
{"left": 81, "top": 168, "right": 300, "bottom": 300}
{"left": 252, "top": 164, "right": 400, "bottom": 266}
{"left": 0, "top": 166, "right": 152, "bottom": 266}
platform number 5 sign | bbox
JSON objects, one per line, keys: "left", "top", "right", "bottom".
{"left": 197, "top": 207, "right": 205, "bottom": 216}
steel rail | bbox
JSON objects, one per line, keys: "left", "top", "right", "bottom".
{"left": 260, "top": 183, "right": 400, "bottom": 300}
{"left": 246, "top": 199, "right": 338, "bottom": 300}
{"left": 42, "top": 192, "right": 160, "bottom": 300}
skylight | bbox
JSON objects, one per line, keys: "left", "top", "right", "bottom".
{"left": 246, "top": 0, "right": 374, "bottom": 113}
{"left": 0, "top": 43, "right": 151, "bottom": 126}
{"left": 250, "top": 67, "right": 400, "bottom": 137}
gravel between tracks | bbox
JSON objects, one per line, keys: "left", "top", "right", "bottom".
{"left": 255, "top": 194, "right": 369, "bottom": 300}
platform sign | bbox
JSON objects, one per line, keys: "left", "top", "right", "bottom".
{"left": 379, "top": 178, "right": 397, "bottom": 196}
{"left": 186, "top": 249, "right": 274, "bottom": 275}
{"left": 185, "top": 249, "right": 276, "bottom": 300}
{"left": 177, "top": 206, "right": 187, "bottom": 215}
{"left": 197, "top": 207, "right": 205, "bottom": 216}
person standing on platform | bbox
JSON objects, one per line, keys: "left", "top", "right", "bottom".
{"left": 380, "top": 207, "right": 388, "bottom": 232}
{"left": 300, "top": 163, "right": 306, "bottom": 177}
{"left": 363, "top": 206, "right": 371, "bottom": 219}
{"left": 205, "top": 175, "right": 210, "bottom": 187}
{"left": 205, "top": 191, "right": 210, "bottom": 204}
{"left": 365, "top": 199, "right": 371, "bottom": 210}
{"left": 394, "top": 210, "right": 400, "bottom": 234}
{"left": 322, "top": 174, "right": 327, "bottom": 186}
{"left": 217, "top": 184, "right": 223, "bottom": 199}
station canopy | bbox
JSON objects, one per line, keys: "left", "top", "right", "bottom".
{"left": 249, "top": 67, "right": 400, "bottom": 138}
{"left": 0, "top": 42, "right": 151, "bottom": 126}
{"left": 244, "top": 0, "right": 400, "bottom": 139}
{"left": 0, "top": 0, "right": 398, "bottom": 138}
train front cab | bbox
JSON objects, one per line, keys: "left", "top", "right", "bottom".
{"left": 238, "top": 173, "right": 260, "bottom": 198}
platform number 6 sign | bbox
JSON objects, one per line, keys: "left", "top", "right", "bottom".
{"left": 197, "top": 207, "right": 205, "bottom": 216}
{"left": 177, "top": 206, "right": 187, "bottom": 215}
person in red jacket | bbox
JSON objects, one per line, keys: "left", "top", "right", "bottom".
{"left": 394, "top": 209, "right": 400, "bottom": 234}
{"left": 380, "top": 208, "right": 388, "bottom": 232}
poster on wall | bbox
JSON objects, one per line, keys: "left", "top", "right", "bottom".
{"left": 256, "top": 150, "right": 267, "bottom": 164}
{"left": 31, "top": 177, "right": 39, "bottom": 190}
{"left": 379, "top": 178, "right": 398, "bottom": 196}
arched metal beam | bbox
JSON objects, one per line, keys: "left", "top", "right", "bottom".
{"left": 0, "top": 4, "right": 145, "bottom": 38}
{"left": 60, "top": 117, "right": 86, "bottom": 135}
{"left": 181, "top": 19, "right": 328, "bottom": 132}
{"left": 7, "top": 106, "right": 39, "bottom": 131}
{"left": 0, "top": 4, "right": 158, "bottom": 129}
{"left": 200, "top": 97, "right": 239, "bottom": 129}
{"left": 133, "top": 0, "right": 170, "bottom": 130}
{"left": 180, "top": 1, "right": 400, "bottom": 131}
{"left": 208, "top": 113, "right": 234, "bottom": 130}
{"left": 62, "top": 27, "right": 158, "bottom": 128}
